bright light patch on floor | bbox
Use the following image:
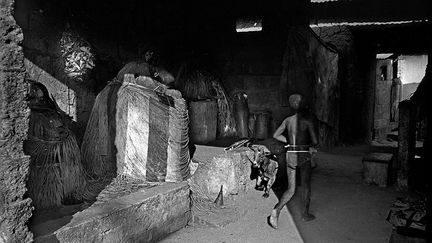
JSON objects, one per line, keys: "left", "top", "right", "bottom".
{"left": 236, "top": 18, "right": 262, "bottom": 32}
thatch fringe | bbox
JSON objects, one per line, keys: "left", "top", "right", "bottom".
{"left": 181, "top": 70, "right": 216, "bottom": 100}
{"left": 25, "top": 80, "right": 102, "bottom": 210}
{"left": 211, "top": 81, "right": 237, "bottom": 138}
{"left": 25, "top": 133, "right": 93, "bottom": 209}
{"left": 81, "top": 81, "right": 121, "bottom": 179}
{"left": 178, "top": 69, "right": 237, "bottom": 138}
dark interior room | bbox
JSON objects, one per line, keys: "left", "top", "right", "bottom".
{"left": 1, "top": 0, "right": 431, "bottom": 242}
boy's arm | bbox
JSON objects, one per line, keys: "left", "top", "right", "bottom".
{"left": 308, "top": 121, "right": 319, "bottom": 152}
{"left": 309, "top": 122, "right": 318, "bottom": 146}
{"left": 273, "top": 119, "right": 287, "bottom": 143}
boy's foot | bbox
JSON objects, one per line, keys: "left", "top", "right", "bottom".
{"left": 301, "top": 213, "right": 316, "bottom": 222}
{"left": 267, "top": 209, "right": 279, "bottom": 229}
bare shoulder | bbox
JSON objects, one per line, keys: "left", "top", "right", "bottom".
{"left": 278, "top": 117, "right": 289, "bottom": 126}
{"left": 285, "top": 114, "right": 297, "bottom": 122}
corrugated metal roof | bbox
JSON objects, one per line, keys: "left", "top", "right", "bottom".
{"left": 310, "top": 19, "right": 428, "bottom": 27}
{"left": 376, "top": 53, "right": 394, "bottom": 59}
{"left": 311, "top": 0, "right": 339, "bottom": 2}
{"left": 311, "top": 0, "right": 375, "bottom": 2}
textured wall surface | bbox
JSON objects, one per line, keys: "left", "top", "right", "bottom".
{"left": 313, "top": 26, "right": 375, "bottom": 143}
{"left": 226, "top": 74, "right": 289, "bottom": 136}
{"left": 397, "top": 101, "right": 416, "bottom": 191}
{"left": 0, "top": 0, "right": 33, "bottom": 241}
{"left": 398, "top": 55, "right": 428, "bottom": 100}
{"left": 13, "top": 1, "right": 124, "bottom": 142}
{"left": 399, "top": 55, "right": 428, "bottom": 85}
{"left": 14, "top": 9, "right": 97, "bottom": 141}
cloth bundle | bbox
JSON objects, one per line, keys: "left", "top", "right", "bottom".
{"left": 386, "top": 197, "right": 426, "bottom": 233}
{"left": 82, "top": 74, "right": 191, "bottom": 182}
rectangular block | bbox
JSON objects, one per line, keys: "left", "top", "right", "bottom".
{"left": 362, "top": 153, "right": 393, "bottom": 187}
{"left": 34, "top": 182, "right": 191, "bottom": 243}
{"left": 190, "top": 145, "right": 255, "bottom": 199}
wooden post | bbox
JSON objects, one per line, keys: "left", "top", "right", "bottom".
{"left": 396, "top": 100, "right": 416, "bottom": 191}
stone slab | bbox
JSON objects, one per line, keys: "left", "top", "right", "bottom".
{"left": 190, "top": 199, "right": 248, "bottom": 228}
{"left": 363, "top": 162, "right": 389, "bottom": 187}
{"left": 190, "top": 145, "right": 255, "bottom": 199}
{"left": 362, "top": 153, "right": 393, "bottom": 187}
{"left": 33, "top": 182, "right": 191, "bottom": 243}
{"left": 363, "top": 152, "right": 393, "bottom": 163}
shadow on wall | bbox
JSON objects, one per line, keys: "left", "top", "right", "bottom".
{"left": 24, "top": 59, "right": 95, "bottom": 143}
{"left": 17, "top": 12, "right": 99, "bottom": 141}
{"left": 14, "top": 2, "right": 125, "bottom": 142}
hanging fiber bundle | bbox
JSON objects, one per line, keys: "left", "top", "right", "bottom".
{"left": 25, "top": 81, "right": 97, "bottom": 210}
{"left": 24, "top": 110, "right": 90, "bottom": 209}
{"left": 181, "top": 70, "right": 216, "bottom": 100}
{"left": 81, "top": 81, "right": 121, "bottom": 179}
{"left": 178, "top": 68, "right": 237, "bottom": 138}
{"left": 211, "top": 80, "right": 237, "bottom": 138}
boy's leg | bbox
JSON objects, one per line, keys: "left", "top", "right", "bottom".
{"left": 299, "top": 160, "right": 315, "bottom": 221}
{"left": 269, "top": 168, "right": 296, "bottom": 229}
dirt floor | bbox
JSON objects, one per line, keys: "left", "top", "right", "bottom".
{"left": 161, "top": 145, "right": 408, "bottom": 243}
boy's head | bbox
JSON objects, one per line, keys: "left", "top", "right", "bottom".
{"left": 288, "top": 93, "right": 302, "bottom": 110}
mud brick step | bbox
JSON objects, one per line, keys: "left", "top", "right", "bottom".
{"left": 362, "top": 152, "right": 393, "bottom": 187}
{"left": 33, "top": 182, "right": 191, "bottom": 243}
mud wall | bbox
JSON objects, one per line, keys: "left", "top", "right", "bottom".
{"left": 13, "top": 0, "right": 193, "bottom": 141}
{"left": 0, "top": 0, "right": 33, "bottom": 241}
{"left": 276, "top": 27, "right": 339, "bottom": 147}
{"left": 312, "top": 26, "right": 376, "bottom": 144}
{"left": 13, "top": 0, "right": 125, "bottom": 141}
{"left": 309, "top": 31, "right": 339, "bottom": 148}
{"left": 398, "top": 55, "right": 428, "bottom": 100}
{"left": 12, "top": 0, "right": 313, "bottom": 143}
{"left": 226, "top": 75, "right": 287, "bottom": 134}
{"left": 218, "top": 26, "right": 339, "bottom": 148}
